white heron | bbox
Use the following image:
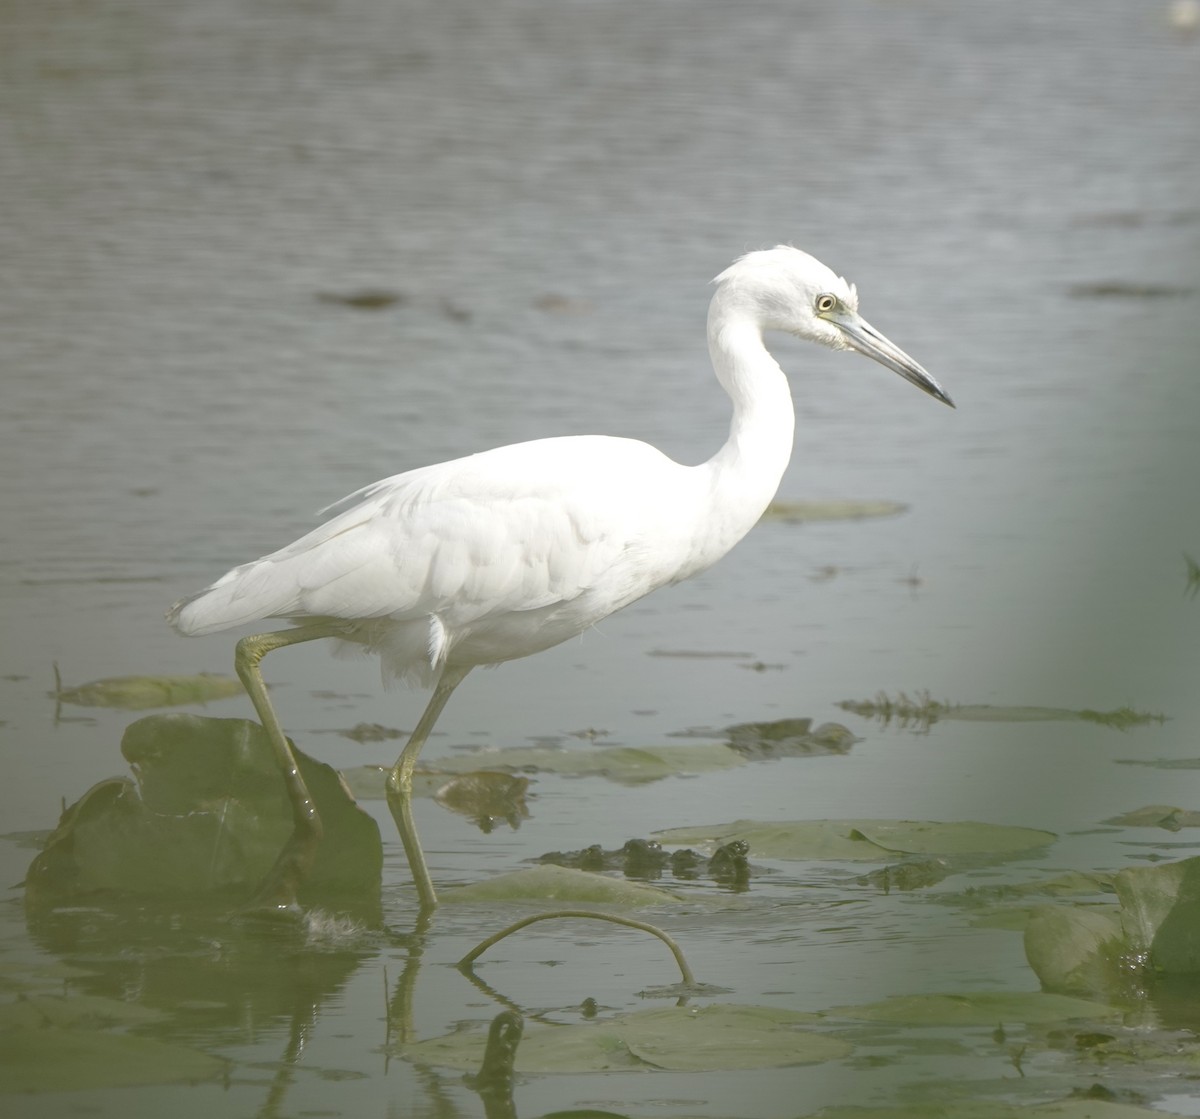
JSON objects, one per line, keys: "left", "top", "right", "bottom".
{"left": 168, "top": 246, "right": 953, "bottom": 909}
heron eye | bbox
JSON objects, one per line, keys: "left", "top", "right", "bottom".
{"left": 815, "top": 294, "right": 837, "bottom": 314}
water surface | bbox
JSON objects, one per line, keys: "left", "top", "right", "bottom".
{"left": 2, "top": 1, "right": 1199, "bottom": 1115}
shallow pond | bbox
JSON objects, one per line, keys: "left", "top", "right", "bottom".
{"left": 2, "top": 1, "right": 1200, "bottom": 1116}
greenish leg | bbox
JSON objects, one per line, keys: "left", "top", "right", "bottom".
{"left": 385, "top": 664, "right": 471, "bottom": 911}
{"left": 234, "top": 621, "right": 349, "bottom": 909}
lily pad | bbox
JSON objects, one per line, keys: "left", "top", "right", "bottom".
{"left": 823, "top": 990, "right": 1118, "bottom": 1027}
{"left": 0, "top": 960, "right": 97, "bottom": 988}
{"left": 403, "top": 1004, "right": 848, "bottom": 1072}
{"left": 852, "top": 821, "right": 1056, "bottom": 857}
{"left": 442, "top": 865, "right": 680, "bottom": 907}
{"left": 53, "top": 673, "right": 244, "bottom": 710}
{"left": 653, "top": 820, "right": 1055, "bottom": 861}
{"left": 25, "top": 714, "right": 381, "bottom": 907}
{"left": 419, "top": 743, "right": 747, "bottom": 785}
{"left": 0, "top": 1026, "right": 226, "bottom": 1092}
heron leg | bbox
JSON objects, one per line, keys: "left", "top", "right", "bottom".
{"left": 385, "top": 664, "right": 471, "bottom": 910}
{"left": 234, "top": 621, "right": 349, "bottom": 909}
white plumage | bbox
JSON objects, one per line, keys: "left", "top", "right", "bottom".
{"left": 167, "top": 246, "right": 952, "bottom": 908}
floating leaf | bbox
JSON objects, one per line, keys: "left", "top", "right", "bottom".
{"left": 655, "top": 820, "right": 888, "bottom": 860}
{"left": 1103, "top": 805, "right": 1200, "bottom": 829}
{"left": 850, "top": 821, "right": 1056, "bottom": 857}
{"left": 403, "top": 1004, "right": 847, "bottom": 1072}
{"left": 442, "top": 865, "right": 679, "bottom": 907}
{"left": 53, "top": 673, "right": 245, "bottom": 710}
{"left": 0, "top": 1026, "right": 225, "bottom": 1092}
{"left": 762, "top": 499, "right": 907, "bottom": 523}
{"left": 1115, "top": 757, "right": 1200, "bottom": 771}
{"left": 653, "top": 819, "right": 1055, "bottom": 861}
{"left": 823, "top": 990, "right": 1118, "bottom": 1027}
{"left": 421, "top": 743, "right": 747, "bottom": 785}
{"left": 971, "top": 870, "right": 1116, "bottom": 901}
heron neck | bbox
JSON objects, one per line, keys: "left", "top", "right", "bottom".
{"left": 704, "top": 310, "right": 796, "bottom": 526}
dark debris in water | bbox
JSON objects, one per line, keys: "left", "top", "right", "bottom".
{"left": 855, "top": 857, "right": 953, "bottom": 893}
{"left": 1067, "top": 280, "right": 1195, "bottom": 300}
{"left": 671, "top": 716, "right": 858, "bottom": 758}
{"left": 724, "top": 717, "right": 858, "bottom": 758}
{"left": 1075, "top": 707, "right": 1167, "bottom": 731}
{"left": 837, "top": 691, "right": 949, "bottom": 732}
{"left": 1070, "top": 208, "right": 1200, "bottom": 228}
{"left": 1185, "top": 552, "right": 1200, "bottom": 599}
{"left": 315, "top": 288, "right": 407, "bottom": 310}
{"left": 838, "top": 692, "right": 1166, "bottom": 733}
{"left": 536, "top": 837, "right": 754, "bottom": 890}
{"left": 337, "top": 722, "right": 407, "bottom": 743}
{"left": 434, "top": 772, "right": 530, "bottom": 833}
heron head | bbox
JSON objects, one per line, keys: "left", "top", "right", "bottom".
{"left": 714, "top": 245, "right": 954, "bottom": 407}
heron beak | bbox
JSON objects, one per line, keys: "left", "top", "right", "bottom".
{"left": 829, "top": 310, "right": 955, "bottom": 408}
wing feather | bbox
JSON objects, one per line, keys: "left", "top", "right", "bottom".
{"left": 168, "top": 436, "right": 691, "bottom": 639}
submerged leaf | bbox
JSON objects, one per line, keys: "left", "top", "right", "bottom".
{"left": 823, "top": 990, "right": 1118, "bottom": 1027}
{"left": 53, "top": 673, "right": 244, "bottom": 710}
{"left": 0, "top": 994, "right": 163, "bottom": 1031}
{"left": 0, "top": 1026, "right": 225, "bottom": 1092}
{"left": 403, "top": 1004, "right": 847, "bottom": 1072}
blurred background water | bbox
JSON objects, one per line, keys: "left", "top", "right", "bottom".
{"left": 1, "top": 1, "right": 1199, "bottom": 1115}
